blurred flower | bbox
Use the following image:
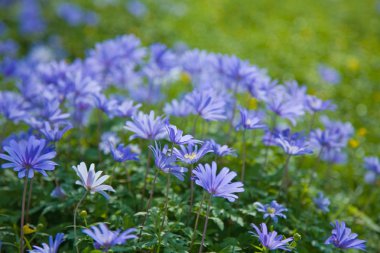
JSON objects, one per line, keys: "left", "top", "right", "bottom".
{"left": 50, "top": 185, "right": 67, "bottom": 199}
{"left": 83, "top": 223, "right": 137, "bottom": 251}
{"left": 166, "top": 125, "right": 199, "bottom": 145}
{"left": 325, "top": 221, "right": 366, "bottom": 251}
{"left": 72, "top": 162, "right": 115, "bottom": 199}
{"left": 266, "top": 92, "right": 305, "bottom": 125}
{"left": 193, "top": 161, "right": 244, "bottom": 202}
{"left": 149, "top": 142, "right": 188, "bottom": 181}
{"left": 0, "top": 91, "right": 28, "bottom": 123}
{"left": 255, "top": 200, "right": 287, "bottom": 223}
{"left": 0, "top": 39, "right": 18, "bottom": 57}
{"left": 320, "top": 148, "right": 347, "bottom": 164}
{"left": 38, "top": 122, "right": 72, "bottom": 142}
{"left": 19, "top": 0, "right": 46, "bottom": 35}
{"left": 318, "top": 64, "right": 341, "bottom": 85}
{"left": 305, "top": 95, "right": 336, "bottom": 113}
{"left": 110, "top": 144, "right": 139, "bottom": 162}
{"left": 250, "top": 223, "right": 293, "bottom": 251}
{"left": 236, "top": 107, "right": 266, "bottom": 130}
{"left": 125, "top": 111, "right": 167, "bottom": 140}
{"left": 30, "top": 233, "right": 64, "bottom": 253}
{"left": 313, "top": 192, "right": 330, "bottom": 213}
{"left": 126, "top": 0, "right": 147, "bottom": 17}
{"left": 99, "top": 132, "right": 120, "bottom": 154}
{"left": 363, "top": 157, "right": 380, "bottom": 183}
{"left": 56, "top": 3, "right": 99, "bottom": 26}
{"left": 185, "top": 90, "right": 226, "bottom": 121}
{"left": 206, "top": 139, "right": 236, "bottom": 157}
{"left": 173, "top": 142, "right": 213, "bottom": 164}
{"left": 274, "top": 129, "right": 313, "bottom": 156}
{"left": 164, "top": 99, "right": 193, "bottom": 117}
{"left": 0, "top": 136, "right": 56, "bottom": 178}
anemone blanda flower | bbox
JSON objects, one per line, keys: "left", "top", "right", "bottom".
{"left": 363, "top": 156, "right": 380, "bottom": 183}
{"left": 149, "top": 142, "right": 188, "bottom": 181}
{"left": 0, "top": 135, "right": 57, "bottom": 178}
{"left": 193, "top": 161, "right": 244, "bottom": 202}
{"left": 164, "top": 99, "right": 193, "bottom": 117}
{"left": 250, "top": 223, "right": 293, "bottom": 251}
{"left": 50, "top": 185, "right": 67, "bottom": 199}
{"left": 110, "top": 144, "right": 139, "bottom": 162}
{"left": 124, "top": 110, "right": 167, "bottom": 140}
{"left": 38, "top": 121, "right": 72, "bottom": 142}
{"left": 83, "top": 223, "right": 137, "bottom": 252}
{"left": 318, "top": 64, "right": 341, "bottom": 85}
{"left": 173, "top": 142, "right": 213, "bottom": 164}
{"left": 185, "top": 90, "right": 227, "bottom": 121}
{"left": 30, "top": 233, "right": 64, "bottom": 253}
{"left": 99, "top": 132, "right": 120, "bottom": 155}
{"left": 325, "top": 221, "right": 366, "bottom": 251}
{"left": 305, "top": 95, "right": 336, "bottom": 113}
{"left": 274, "top": 129, "right": 313, "bottom": 156}
{"left": 206, "top": 139, "right": 236, "bottom": 157}
{"left": 166, "top": 125, "right": 199, "bottom": 145}
{"left": 255, "top": 200, "right": 287, "bottom": 223}
{"left": 236, "top": 107, "right": 266, "bottom": 130}
{"left": 313, "top": 192, "right": 330, "bottom": 213}
{"left": 72, "top": 162, "right": 115, "bottom": 199}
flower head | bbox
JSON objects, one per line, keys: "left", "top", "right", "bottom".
{"left": 274, "top": 129, "right": 313, "bottom": 156}
{"left": 236, "top": 107, "right": 266, "bottom": 130}
{"left": 363, "top": 156, "right": 380, "bottom": 183}
{"left": 30, "top": 233, "right": 64, "bottom": 253}
{"left": 50, "top": 185, "right": 67, "bottom": 199}
{"left": 305, "top": 95, "right": 336, "bottom": 113}
{"left": 125, "top": 111, "right": 167, "bottom": 140}
{"left": 318, "top": 64, "right": 341, "bottom": 85}
{"left": 83, "top": 223, "right": 137, "bottom": 252}
{"left": 193, "top": 161, "right": 244, "bottom": 202}
{"left": 325, "top": 221, "right": 366, "bottom": 251}
{"left": 72, "top": 162, "right": 115, "bottom": 199}
{"left": 173, "top": 142, "right": 213, "bottom": 164}
{"left": 0, "top": 136, "right": 57, "bottom": 178}
{"left": 206, "top": 139, "right": 236, "bottom": 157}
{"left": 313, "top": 192, "right": 330, "bottom": 213}
{"left": 38, "top": 121, "right": 72, "bottom": 142}
{"left": 110, "top": 144, "right": 139, "bottom": 162}
{"left": 166, "top": 125, "right": 199, "bottom": 145}
{"left": 255, "top": 200, "right": 287, "bottom": 223}
{"left": 250, "top": 223, "right": 293, "bottom": 251}
{"left": 185, "top": 90, "right": 226, "bottom": 121}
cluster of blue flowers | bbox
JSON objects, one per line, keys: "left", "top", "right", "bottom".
{"left": 0, "top": 31, "right": 371, "bottom": 252}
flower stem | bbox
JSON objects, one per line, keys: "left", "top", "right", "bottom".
{"left": 189, "top": 192, "right": 206, "bottom": 251}
{"left": 20, "top": 174, "right": 30, "bottom": 253}
{"left": 281, "top": 155, "right": 292, "bottom": 190}
{"left": 241, "top": 129, "right": 247, "bottom": 182}
{"left": 189, "top": 163, "right": 195, "bottom": 219}
{"left": 263, "top": 115, "right": 277, "bottom": 169}
{"left": 73, "top": 191, "right": 87, "bottom": 253}
{"left": 142, "top": 142, "right": 152, "bottom": 197}
{"left": 157, "top": 171, "right": 171, "bottom": 253}
{"left": 198, "top": 196, "right": 212, "bottom": 253}
{"left": 192, "top": 116, "right": 199, "bottom": 136}
{"left": 26, "top": 177, "right": 34, "bottom": 223}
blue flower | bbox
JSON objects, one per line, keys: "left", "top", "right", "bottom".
{"left": 255, "top": 200, "right": 287, "bottom": 223}
{"left": 274, "top": 129, "right": 313, "bottom": 156}
{"left": 0, "top": 136, "right": 57, "bottom": 178}
{"left": 193, "top": 161, "right": 244, "bottom": 202}
{"left": 50, "top": 185, "right": 67, "bottom": 199}
{"left": 126, "top": 0, "right": 148, "bottom": 17}
{"left": 149, "top": 142, "right": 188, "bottom": 181}
{"left": 325, "top": 221, "right": 366, "bottom": 251}
{"left": 363, "top": 157, "right": 380, "bottom": 183}
{"left": 313, "top": 192, "right": 330, "bottom": 213}
{"left": 185, "top": 90, "right": 227, "bottom": 121}
{"left": 110, "top": 144, "right": 139, "bottom": 163}
{"left": 19, "top": 0, "right": 46, "bottom": 35}
{"left": 30, "top": 233, "right": 64, "bottom": 253}
{"left": 99, "top": 132, "right": 120, "bottom": 155}
{"left": 83, "top": 223, "right": 137, "bottom": 251}
{"left": 0, "top": 91, "right": 28, "bottom": 122}
{"left": 318, "top": 64, "right": 341, "bottom": 85}
{"left": 305, "top": 95, "right": 336, "bottom": 113}
{"left": 173, "top": 142, "right": 213, "bottom": 164}
{"left": 38, "top": 122, "right": 72, "bottom": 142}
{"left": 166, "top": 125, "right": 199, "bottom": 145}
{"left": 125, "top": 111, "right": 167, "bottom": 140}
{"left": 250, "top": 223, "right": 293, "bottom": 251}
{"left": 206, "top": 139, "right": 236, "bottom": 157}
{"left": 164, "top": 99, "right": 193, "bottom": 117}
{"left": 236, "top": 107, "right": 266, "bottom": 130}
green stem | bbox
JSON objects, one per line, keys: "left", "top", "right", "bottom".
{"left": 189, "top": 164, "right": 195, "bottom": 218}
{"left": 263, "top": 115, "right": 277, "bottom": 170}
{"left": 281, "top": 155, "right": 292, "bottom": 190}
{"left": 189, "top": 192, "right": 206, "bottom": 251}
{"left": 198, "top": 196, "right": 212, "bottom": 253}
{"left": 26, "top": 177, "right": 34, "bottom": 223}
{"left": 241, "top": 129, "right": 247, "bottom": 182}
{"left": 142, "top": 142, "right": 152, "bottom": 197}
{"left": 20, "top": 173, "right": 30, "bottom": 253}
{"left": 73, "top": 191, "right": 87, "bottom": 253}
{"left": 157, "top": 171, "right": 171, "bottom": 252}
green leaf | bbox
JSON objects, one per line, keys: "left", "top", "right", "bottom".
{"left": 210, "top": 217, "right": 224, "bottom": 231}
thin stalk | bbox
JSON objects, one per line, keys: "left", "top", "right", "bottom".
{"left": 157, "top": 171, "right": 171, "bottom": 253}
{"left": 192, "top": 116, "right": 199, "bottom": 136}
{"left": 139, "top": 168, "right": 159, "bottom": 239}
{"left": 263, "top": 115, "right": 277, "bottom": 169}
{"left": 281, "top": 155, "right": 292, "bottom": 190}
{"left": 241, "top": 129, "right": 247, "bottom": 182}
{"left": 189, "top": 164, "right": 195, "bottom": 218}
{"left": 308, "top": 147, "right": 324, "bottom": 187}
{"left": 26, "top": 177, "right": 34, "bottom": 223}
{"left": 142, "top": 143, "right": 152, "bottom": 197}
{"left": 110, "top": 165, "right": 117, "bottom": 185}
{"left": 308, "top": 112, "right": 317, "bottom": 134}
{"left": 227, "top": 81, "right": 239, "bottom": 136}
{"left": 198, "top": 196, "right": 212, "bottom": 253}
{"left": 20, "top": 173, "right": 30, "bottom": 253}
{"left": 73, "top": 191, "right": 87, "bottom": 253}
{"left": 189, "top": 192, "right": 206, "bottom": 251}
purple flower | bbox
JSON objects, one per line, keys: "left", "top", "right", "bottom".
{"left": 83, "top": 223, "right": 137, "bottom": 251}
{"left": 149, "top": 142, "right": 188, "bottom": 181}
{"left": 173, "top": 142, "right": 213, "bottom": 164}
{"left": 250, "top": 223, "right": 293, "bottom": 251}
{"left": 72, "top": 162, "right": 115, "bottom": 199}
{"left": 110, "top": 144, "right": 139, "bottom": 162}
{"left": 325, "top": 221, "right": 366, "bottom": 251}
{"left": 236, "top": 107, "right": 266, "bottom": 130}
{"left": 56, "top": 3, "right": 99, "bottom": 27}
{"left": 313, "top": 192, "right": 330, "bottom": 213}
{"left": 99, "top": 132, "right": 120, "bottom": 154}
{"left": 19, "top": 0, "right": 46, "bottom": 35}
{"left": 38, "top": 122, "right": 72, "bottom": 142}
{"left": 166, "top": 125, "right": 198, "bottom": 145}
{"left": 305, "top": 95, "right": 336, "bottom": 113}
{"left": 320, "top": 148, "right": 347, "bottom": 164}
{"left": 206, "top": 139, "right": 236, "bottom": 157}
{"left": 112, "top": 99, "right": 141, "bottom": 118}
{"left": 193, "top": 161, "right": 244, "bottom": 202}
{"left": 164, "top": 99, "right": 193, "bottom": 117}
{"left": 185, "top": 90, "right": 227, "bottom": 121}
{"left": 30, "top": 233, "right": 64, "bottom": 253}
{"left": 0, "top": 91, "right": 28, "bottom": 122}
{"left": 0, "top": 39, "right": 18, "bottom": 57}
{"left": 255, "top": 200, "right": 287, "bottom": 223}
{"left": 0, "top": 136, "right": 56, "bottom": 178}
{"left": 318, "top": 65, "right": 341, "bottom": 85}
{"left": 125, "top": 111, "right": 167, "bottom": 140}
{"left": 126, "top": 0, "right": 148, "bottom": 17}
{"left": 363, "top": 157, "right": 380, "bottom": 183}
{"left": 274, "top": 129, "right": 313, "bottom": 156}
{"left": 50, "top": 185, "right": 67, "bottom": 199}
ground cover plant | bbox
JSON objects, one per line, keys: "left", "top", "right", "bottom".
{"left": 0, "top": 0, "right": 379, "bottom": 252}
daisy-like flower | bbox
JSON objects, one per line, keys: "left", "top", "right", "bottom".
{"left": 38, "top": 121, "right": 73, "bottom": 142}
{"left": 313, "top": 192, "right": 330, "bottom": 213}
{"left": 274, "top": 129, "right": 313, "bottom": 156}
{"left": 83, "top": 223, "right": 137, "bottom": 252}
{"left": 325, "top": 221, "right": 366, "bottom": 251}
{"left": 110, "top": 144, "right": 139, "bottom": 162}
{"left": 0, "top": 135, "right": 57, "bottom": 178}
{"left": 236, "top": 107, "right": 266, "bottom": 130}
{"left": 206, "top": 139, "right": 236, "bottom": 157}
{"left": 318, "top": 64, "right": 341, "bottom": 85}
{"left": 173, "top": 142, "right": 213, "bottom": 164}
{"left": 124, "top": 110, "right": 167, "bottom": 140}
{"left": 185, "top": 90, "right": 227, "bottom": 121}
{"left": 250, "top": 223, "right": 293, "bottom": 251}
{"left": 149, "top": 142, "right": 188, "bottom": 181}
{"left": 363, "top": 156, "right": 380, "bottom": 183}
{"left": 72, "top": 162, "right": 115, "bottom": 199}
{"left": 255, "top": 200, "right": 287, "bottom": 223}
{"left": 166, "top": 125, "right": 199, "bottom": 145}
{"left": 305, "top": 95, "right": 336, "bottom": 113}
{"left": 30, "top": 233, "right": 64, "bottom": 253}
{"left": 193, "top": 161, "right": 244, "bottom": 202}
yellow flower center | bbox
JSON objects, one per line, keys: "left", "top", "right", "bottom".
{"left": 184, "top": 153, "right": 197, "bottom": 160}
{"left": 267, "top": 207, "right": 275, "bottom": 214}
